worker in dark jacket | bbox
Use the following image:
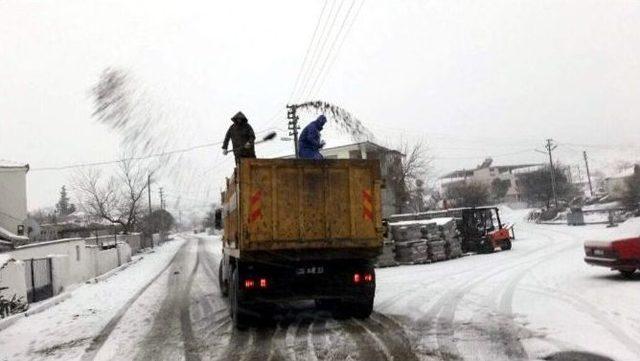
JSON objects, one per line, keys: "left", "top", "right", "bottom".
{"left": 222, "top": 111, "right": 256, "bottom": 164}
{"left": 298, "top": 115, "right": 327, "bottom": 160}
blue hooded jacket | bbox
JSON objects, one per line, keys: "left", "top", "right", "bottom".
{"left": 298, "top": 115, "right": 327, "bottom": 159}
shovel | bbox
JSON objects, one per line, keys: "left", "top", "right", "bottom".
{"left": 226, "top": 131, "right": 277, "bottom": 154}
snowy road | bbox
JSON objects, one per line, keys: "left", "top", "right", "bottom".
{"left": 2, "top": 214, "right": 639, "bottom": 361}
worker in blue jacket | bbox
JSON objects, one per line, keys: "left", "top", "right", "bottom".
{"left": 298, "top": 115, "right": 327, "bottom": 159}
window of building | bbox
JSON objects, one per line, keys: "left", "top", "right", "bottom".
{"left": 366, "top": 151, "right": 380, "bottom": 160}
{"left": 349, "top": 150, "right": 363, "bottom": 159}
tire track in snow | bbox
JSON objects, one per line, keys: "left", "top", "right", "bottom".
{"left": 180, "top": 243, "right": 201, "bottom": 361}
{"left": 423, "top": 233, "right": 563, "bottom": 360}
{"left": 521, "top": 284, "right": 640, "bottom": 357}
{"left": 305, "top": 317, "right": 321, "bottom": 361}
{"left": 497, "top": 227, "right": 581, "bottom": 314}
{"left": 340, "top": 319, "right": 389, "bottom": 360}
{"left": 80, "top": 239, "right": 189, "bottom": 361}
{"left": 358, "top": 314, "right": 420, "bottom": 361}
{"left": 188, "top": 236, "right": 235, "bottom": 360}
{"left": 243, "top": 326, "right": 278, "bottom": 361}
{"left": 135, "top": 238, "right": 200, "bottom": 361}
{"left": 266, "top": 320, "right": 294, "bottom": 361}
{"left": 375, "top": 231, "right": 557, "bottom": 313}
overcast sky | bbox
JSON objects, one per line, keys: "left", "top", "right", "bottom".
{"left": 2, "top": 0, "right": 640, "bottom": 213}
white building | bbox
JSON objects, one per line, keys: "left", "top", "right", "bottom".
{"left": 0, "top": 160, "right": 30, "bottom": 248}
{"left": 603, "top": 164, "right": 639, "bottom": 199}
{"left": 439, "top": 158, "right": 543, "bottom": 203}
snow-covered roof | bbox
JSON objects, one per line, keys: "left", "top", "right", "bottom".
{"left": 440, "top": 163, "right": 543, "bottom": 179}
{"left": 0, "top": 254, "right": 15, "bottom": 269}
{"left": 0, "top": 159, "right": 29, "bottom": 169}
{"left": 607, "top": 165, "right": 639, "bottom": 180}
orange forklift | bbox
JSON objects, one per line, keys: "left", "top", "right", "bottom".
{"left": 457, "top": 207, "right": 514, "bottom": 253}
{"left": 417, "top": 206, "right": 514, "bottom": 253}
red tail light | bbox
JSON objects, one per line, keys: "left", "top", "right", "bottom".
{"left": 364, "top": 273, "right": 373, "bottom": 282}
{"left": 259, "top": 278, "right": 268, "bottom": 288}
{"left": 244, "top": 279, "right": 255, "bottom": 289}
{"left": 353, "top": 273, "right": 361, "bottom": 283}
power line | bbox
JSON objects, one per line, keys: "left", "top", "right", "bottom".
{"left": 297, "top": 0, "right": 343, "bottom": 101}
{"left": 30, "top": 141, "right": 224, "bottom": 172}
{"left": 287, "top": 0, "right": 330, "bottom": 103}
{"left": 306, "top": 0, "right": 359, "bottom": 99}
{"left": 314, "top": 0, "right": 365, "bottom": 94}
{"left": 28, "top": 126, "right": 279, "bottom": 172}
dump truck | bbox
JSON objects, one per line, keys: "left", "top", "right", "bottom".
{"left": 218, "top": 158, "right": 383, "bottom": 328}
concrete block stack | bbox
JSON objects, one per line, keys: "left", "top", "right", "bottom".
{"left": 394, "top": 239, "right": 429, "bottom": 264}
{"left": 427, "top": 240, "right": 447, "bottom": 261}
{"left": 419, "top": 221, "right": 446, "bottom": 262}
{"left": 388, "top": 216, "right": 464, "bottom": 265}
{"left": 391, "top": 223, "right": 429, "bottom": 264}
{"left": 435, "top": 218, "right": 463, "bottom": 259}
{"left": 375, "top": 232, "right": 397, "bottom": 267}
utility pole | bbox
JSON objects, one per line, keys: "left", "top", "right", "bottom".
{"left": 159, "top": 187, "right": 165, "bottom": 244}
{"left": 287, "top": 104, "right": 300, "bottom": 158}
{"left": 147, "top": 173, "right": 153, "bottom": 248}
{"left": 537, "top": 139, "right": 559, "bottom": 208}
{"left": 583, "top": 151, "right": 594, "bottom": 197}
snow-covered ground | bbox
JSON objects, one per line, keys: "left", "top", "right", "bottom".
{"left": 1, "top": 216, "right": 639, "bottom": 361}
{"left": 0, "top": 237, "right": 186, "bottom": 361}
{"left": 376, "top": 208, "right": 640, "bottom": 361}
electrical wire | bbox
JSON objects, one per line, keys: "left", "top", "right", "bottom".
{"left": 296, "top": 0, "right": 343, "bottom": 101}
{"left": 306, "top": 0, "right": 359, "bottom": 99}
{"left": 287, "top": 0, "right": 330, "bottom": 103}
{"left": 28, "top": 126, "right": 281, "bottom": 172}
{"left": 313, "top": 0, "right": 365, "bottom": 95}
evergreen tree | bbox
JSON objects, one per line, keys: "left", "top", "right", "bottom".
{"left": 55, "top": 186, "right": 75, "bottom": 216}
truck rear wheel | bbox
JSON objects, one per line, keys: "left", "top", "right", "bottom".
{"left": 230, "top": 267, "right": 251, "bottom": 330}
{"left": 349, "top": 294, "right": 374, "bottom": 319}
{"left": 219, "top": 261, "right": 228, "bottom": 297}
{"left": 332, "top": 294, "right": 374, "bottom": 320}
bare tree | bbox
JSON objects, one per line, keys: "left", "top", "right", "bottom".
{"left": 73, "top": 158, "right": 151, "bottom": 233}
{"left": 387, "top": 140, "right": 432, "bottom": 213}
{"left": 445, "top": 181, "right": 490, "bottom": 207}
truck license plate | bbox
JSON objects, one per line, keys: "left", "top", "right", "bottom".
{"left": 593, "top": 249, "right": 604, "bottom": 256}
{"left": 296, "top": 266, "right": 324, "bottom": 275}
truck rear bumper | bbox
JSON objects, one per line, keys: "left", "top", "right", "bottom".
{"left": 241, "top": 285, "right": 374, "bottom": 304}
{"left": 235, "top": 258, "right": 375, "bottom": 304}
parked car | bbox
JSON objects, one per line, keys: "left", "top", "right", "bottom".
{"left": 584, "top": 237, "right": 640, "bottom": 278}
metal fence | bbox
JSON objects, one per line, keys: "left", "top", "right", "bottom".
{"left": 23, "top": 258, "right": 53, "bottom": 303}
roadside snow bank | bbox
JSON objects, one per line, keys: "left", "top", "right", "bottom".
{"left": 0, "top": 237, "right": 186, "bottom": 361}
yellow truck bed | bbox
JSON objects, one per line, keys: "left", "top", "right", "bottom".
{"left": 222, "top": 158, "right": 383, "bottom": 255}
